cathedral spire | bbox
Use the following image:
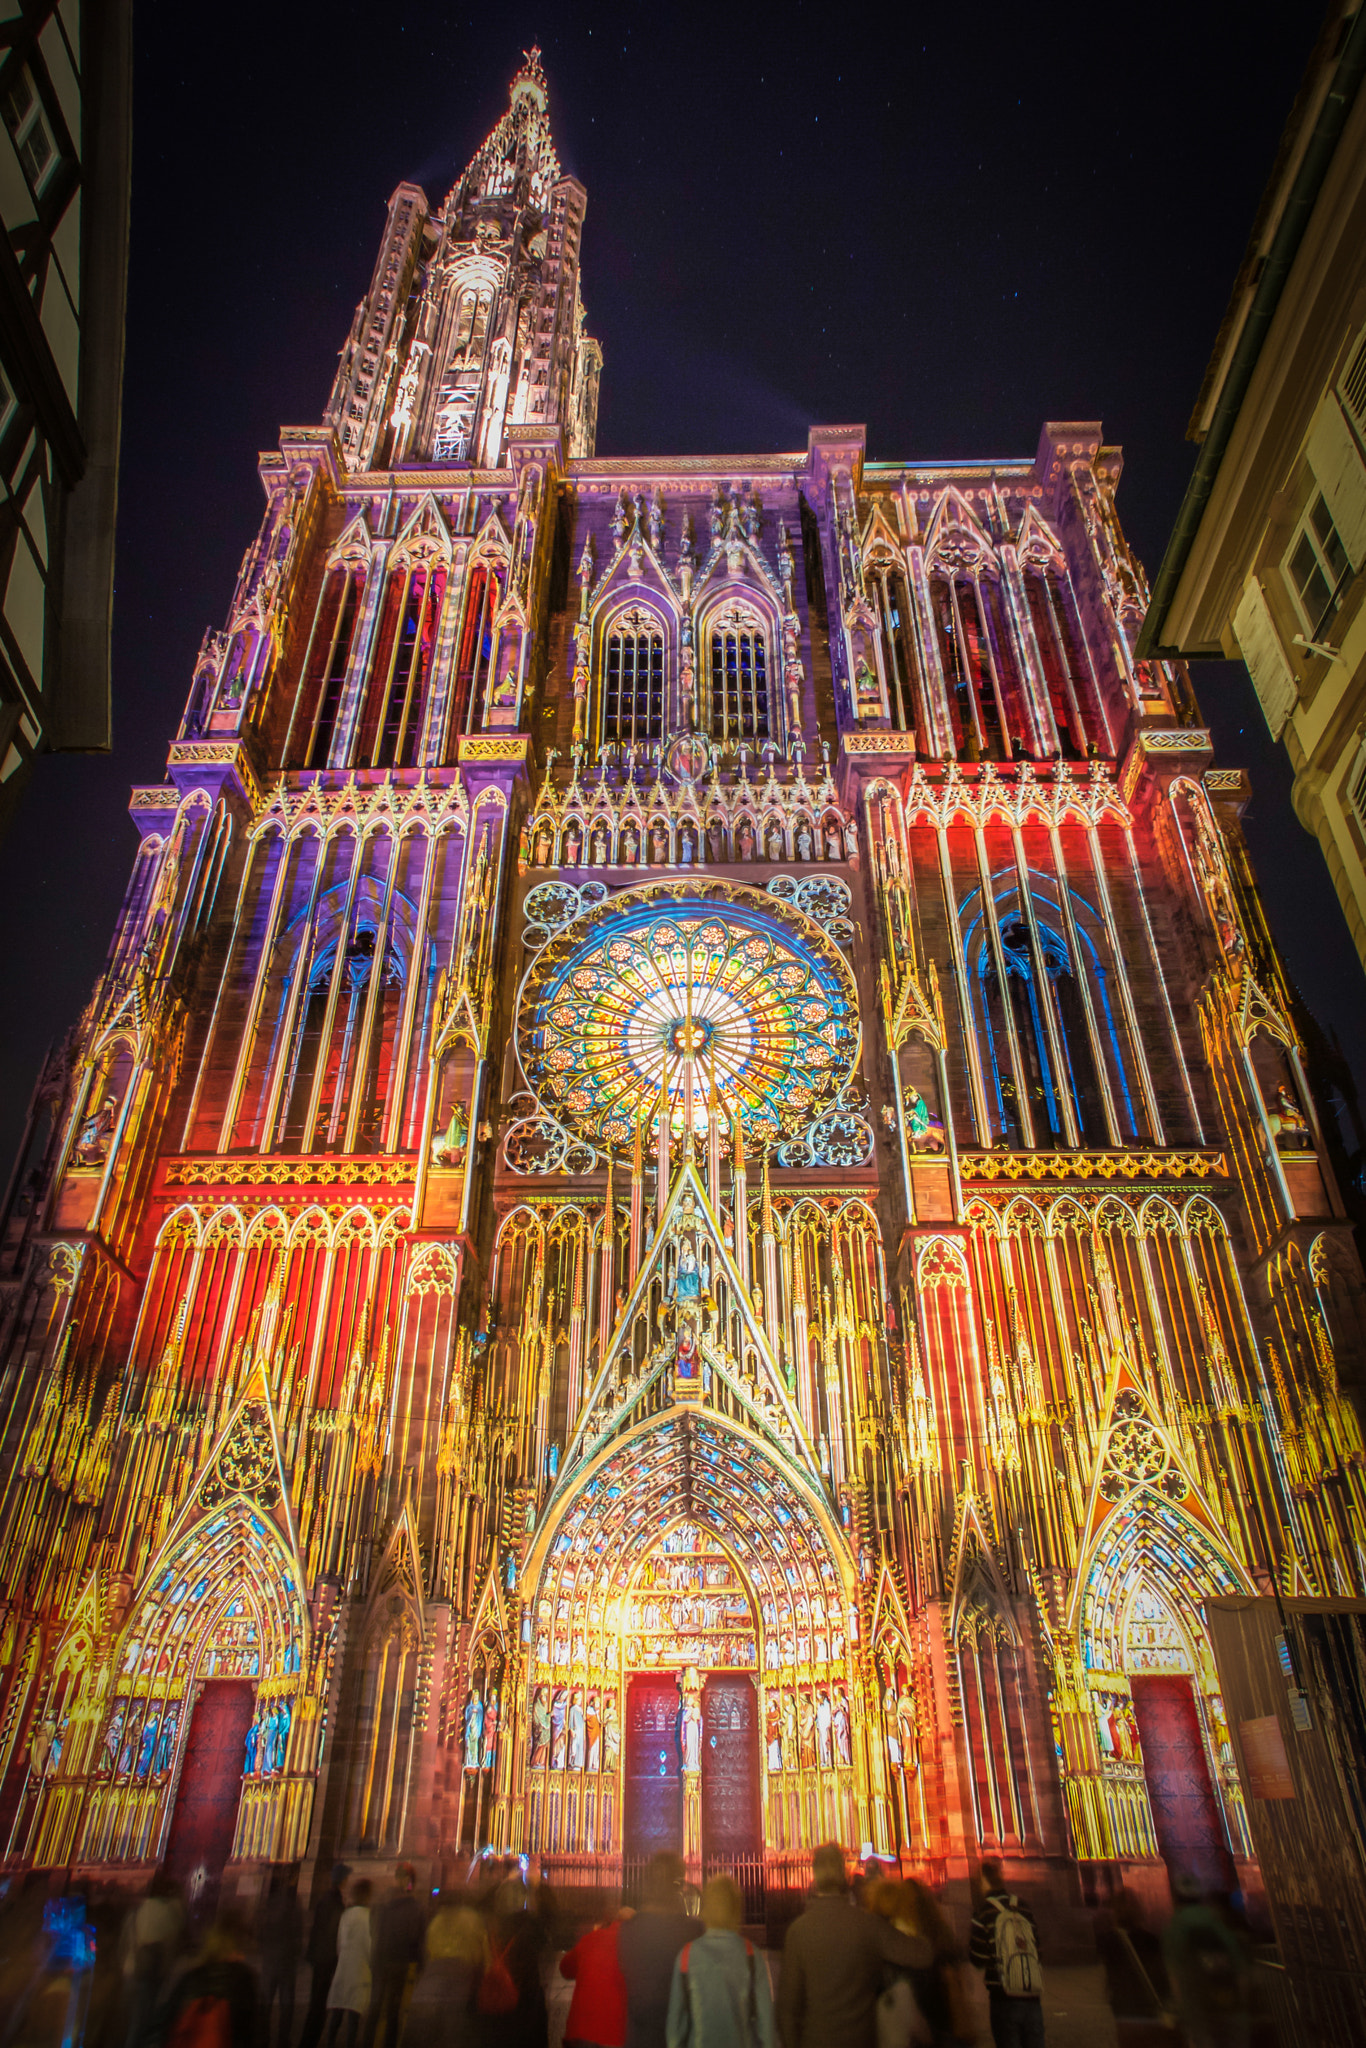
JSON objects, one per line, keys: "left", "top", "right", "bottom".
{"left": 326, "top": 47, "right": 600, "bottom": 473}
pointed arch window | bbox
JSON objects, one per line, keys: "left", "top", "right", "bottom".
{"left": 452, "top": 562, "right": 499, "bottom": 735}
{"left": 354, "top": 561, "right": 445, "bottom": 769}
{"left": 601, "top": 610, "right": 665, "bottom": 746}
{"left": 294, "top": 566, "right": 364, "bottom": 769}
{"left": 1026, "top": 571, "right": 1093, "bottom": 759}
{"left": 963, "top": 867, "right": 1139, "bottom": 1150}
{"left": 278, "top": 918, "right": 407, "bottom": 1154}
{"left": 869, "top": 565, "right": 917, "bottom": 734}
{"left": 708, "top": 607, "right": 771, "bottom": 743}
{"left": 932, "top": 574, "right": 1008, "bottom": 760}
{"left": 452, "top": 287, "right": 493, "bottom": 364}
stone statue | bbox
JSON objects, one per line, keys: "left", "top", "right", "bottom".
{"left": 463, "top": 1689, "right": 484, "bottom": 1769}
{"left": 431, "top": 1102, "right": 469, "bottom": 1168}
{"left": 682, "top": 1690, "right": 703, "bottom": 1772}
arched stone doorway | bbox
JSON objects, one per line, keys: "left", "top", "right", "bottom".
{"left": 519, "top": 1410, "right": 859, "bottom": 1888}
{"left": 30, "top": 1484, "right": 310, "bottom": 1888}
{"left": 1081, "top": 1484, "right": 1252, "bottom": 1892}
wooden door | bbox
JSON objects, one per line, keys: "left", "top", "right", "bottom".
{"left": 162, "top": 1680, "right": 255, "bottom": 1891}
{"left": 1131, "top": 1674, "right": 1235, "bottom": 1893}
{"left": 701, "top": 1674, "right": 759, "bottom": 1863}
{"left": 624, "top": 1674, "right": 682, "bottom": 1856}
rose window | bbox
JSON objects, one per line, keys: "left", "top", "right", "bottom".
{"left": 517, "top": 881, "right": 860, "bottom": 1156}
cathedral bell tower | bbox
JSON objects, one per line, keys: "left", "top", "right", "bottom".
{"left": 325, "top": 46, "right": 601, "bottom": 474}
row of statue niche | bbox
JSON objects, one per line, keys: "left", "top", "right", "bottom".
{"left": 630, "top": 1634, "right": 757, "bottom": 1669}
{"left": 764, "top": 1684, "right": 854, "bottom": 1771}
{"left": 1095, "top": 1694, "right": 1142, "bottom": 1764}
{"left": 27, "top": 1711, "right": 70, "bottom": 1778}
{"left": 638, "top": 1553, "right": 736, "bottom": 1591}
{"left": 243, "top": 1697, "right": 292, "bottom": 1777}
{"left": 462, "top": 1685, "right": 500, "bottom": 1771}
{"left": 762, "top": 1618, "right": 847, "bottom": 1669}
{"left": 531, "top": 817, "right": 858, "bottom": 870}
{"left": 99, "top": 1700, "right": 180, "bottom": 1780}
{"left": 630, "top": 1587, "right": 750, "bottom": 1633}
{"left": 530, "top": 1684, "right": 622, "bottom": 1771}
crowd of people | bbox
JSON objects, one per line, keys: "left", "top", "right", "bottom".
{"left": 0, "top": 1848, "right": 1267, "bottom": 2048}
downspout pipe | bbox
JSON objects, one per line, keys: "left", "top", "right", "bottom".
{"left": 1136, "top": 5, "right": 1366, "bottom": 660}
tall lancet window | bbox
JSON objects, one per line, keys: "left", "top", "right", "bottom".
{"left": 870, "top": 567, "right": 917, "bottom": 734}
{"left": 294, "top": 566, "right": 364, "bottom": 769}
{"left": 451, "top": 563, "right": 499, "bottom": 735}
{"left": 601, "top": 609, "right": 664, "bottom": 746}
{"left": 964, "top": 868, "right": 1137, "bottom": 1150}
{"left": 932, "top": 575, "right": 1004, "bottom": 760}
{"left": 708, "top": 604, "right": 771, "bottom": 743}
{"left": 279, "top": 920, "right": 406, "bottom": 1154}
{"left": 354, "top": 562, "right": 445, "bottom": 770}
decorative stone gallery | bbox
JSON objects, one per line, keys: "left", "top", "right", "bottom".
{"left": 0, "top": 49, "right": 1364, "bottom": 1924}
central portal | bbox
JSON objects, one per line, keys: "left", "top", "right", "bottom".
{"left": 622, "top": 1524, "right": 761, "bottom": 1869}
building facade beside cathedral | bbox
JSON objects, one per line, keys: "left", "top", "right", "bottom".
{"left": 2, "top": 52, "right": 1365, "bottom": 1923}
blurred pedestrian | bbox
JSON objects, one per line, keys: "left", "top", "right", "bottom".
{"left": 477, "top": 1876, "right": 548, "bottom": 2048}
{"left": 325, "top": 1878, "right": 374, "bottom": 2048}
{"left": 257, "top": 1865, "right": 304, "bottom": 2048}
{"left": 1095, "top": 1889, "right": 1171, "bottom": 2044}
{"left": 1161, "top": 1872, "right": 1249, "bottom": 2048}
{"left": 160, "top": 1908, "right": 257, "bottom": 2048}
{"left": 560, "top": 1912, "right": 630, "bottom": 2048}
{"left": 364, "top": 1866, "right": 426, "bottom": 2048}
{"left": 665, "top": 1873, "right": 774, "bottom": 2048}
{"left": 618, "top": 1855, "right": 694, "bottom": 2048}
{"left": 871, "top": 1880, "right": 961, "bottom": 2047}
{"left": 299, "top": 1865, "right": 351, "bottom": 2048}
{"left": 121, "top": 1871, "right": 185, "bottom": 2048}
{"left": 776, "top": 1844, "right": 930, "bottom": 2048}
{"left": 401, "top": 1892, "right": 486, "bottom": 2048}
{"left": 967, "top": 1861, "right": 1044, "bottom": 2048}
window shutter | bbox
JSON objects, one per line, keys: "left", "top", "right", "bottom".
{"left": 1349, "top": 740, "right": 1366, "bottom": 834}
{"left": 1306, "top": 393, "right": 1366, "bottom": 570}
{"left": 1340, "top": 329, "right": 1366, "bottom": 447}
{"left": 1232, "top": 576, "right": 1297, "bottom": 739}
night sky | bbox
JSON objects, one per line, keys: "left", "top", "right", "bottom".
{"left": 2, "top": 0, "right": 1361, "bottom": 1171}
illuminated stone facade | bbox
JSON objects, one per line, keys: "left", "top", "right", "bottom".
{"left": 1, "top": 52, "right": 1364, "bottom": 1917}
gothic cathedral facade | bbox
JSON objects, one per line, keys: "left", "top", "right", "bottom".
{"left": 1, "top": 52, "right": 1364, "bottom": 1918}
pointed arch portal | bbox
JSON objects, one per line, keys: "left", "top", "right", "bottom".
{"left": 522, "top": 1411, "right": 861, "bottom": 1869}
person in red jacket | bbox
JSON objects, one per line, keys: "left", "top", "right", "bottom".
{"left": 561, "top": 1914, "right": 631, "bottom": 2048}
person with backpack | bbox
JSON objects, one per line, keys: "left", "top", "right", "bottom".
{"left": 664, "top": 1875, "right": 774, "bottom": 2048}
{"left": 158, "top": 1909, "right": 257, "bottom": 2048}
{"left": 325, "top": 1878, "right": 374, "bottom": 2048}
{"left": 968, "top": 1861, "right": 1044, "bottom": 2048}
{"left": 476, "top": 1875, "right": 549, "bottom": 2048}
